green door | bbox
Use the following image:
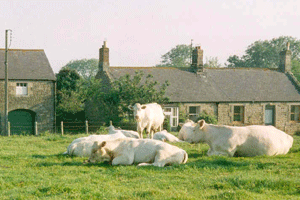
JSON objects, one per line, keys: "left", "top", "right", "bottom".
{"left": 8, "top": 110, "right": 35, "bottom": 135}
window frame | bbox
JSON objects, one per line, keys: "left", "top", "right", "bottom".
{"left": 16, "top": 82, "right": 28, "bottom": 96}
{"left": 233, "top": 105, "right": 245, "bottom": 123}
{"left": 290, "top": 105, "right": 300, "bottom": 123}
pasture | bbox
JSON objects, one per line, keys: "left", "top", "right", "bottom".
{"left": 0, "top": 132, "right": 300, "bottom": 200}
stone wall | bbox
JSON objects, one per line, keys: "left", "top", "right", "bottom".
{"left": 0, "top": 80, "right": 55, "bottom": 134}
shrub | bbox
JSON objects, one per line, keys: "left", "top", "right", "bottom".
{"left": 196, "top": 112, "right": 218, "bottom": 124}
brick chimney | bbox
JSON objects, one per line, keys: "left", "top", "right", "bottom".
{"left": 191, "top": 46, "right": 204, "bottom": 73}
{"left": 99, "top": 41, "right": 110, "bottom": 72}
{"left": 279, "top": 42, "right": 292, "bottom": 73}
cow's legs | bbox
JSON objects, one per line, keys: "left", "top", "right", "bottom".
{"left": 146, "top": 123, "right": 153, "bottom": 139}
{"left": 137, "top": 126, "right": 144, "bottom": 139}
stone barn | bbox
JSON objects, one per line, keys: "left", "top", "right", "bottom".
{"left": 86, "top": 41, "right": 300, "bottom": 134}
{"left": 0, "top": 49, "right": 56, "bottom": 135}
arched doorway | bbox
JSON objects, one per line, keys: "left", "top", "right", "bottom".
{"left": 8, "top": 109, "right": 36, "bottom": 135}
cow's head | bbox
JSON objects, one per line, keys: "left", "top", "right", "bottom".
{"left": 191, "top": 119, "right": 206, "bottom": 142}
{"left": 128, "top": 103, "right": 147, "bottom": 122}
{"left": 87, "top": 141, "right": 111, "bottom": 164}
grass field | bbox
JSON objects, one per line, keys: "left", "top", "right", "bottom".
{"left": 0, "top": 132, "right": 300, "bottom": 200}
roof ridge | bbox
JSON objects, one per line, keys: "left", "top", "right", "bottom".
{"left": 0, "top": 49, "right": 44, "bottom": 51}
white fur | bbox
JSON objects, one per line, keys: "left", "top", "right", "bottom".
{"left": 129, "top": 103, "right": 165, "bottom": 139}
{"left": 88, "top": 138, "right": 188, "bottom": 167}
{"left": 108, "top": 124, "right": 139, "bottom": 139}
{"left": 63, "top": 133, "right": 126, "bottom": 157}
{"left": 191, "top": 120, "right": 293, "bottom": 157}
{"left": 178, "top": 120, "right": 198, "bottom": 143}
{"left": 153, "top": 130, "right": 182, "bottom": 142}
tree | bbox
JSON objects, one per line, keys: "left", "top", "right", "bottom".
{"left": 157, "top": 44, "right": 192, "bottom": 68}
{"left": 63, "top": 58, "right": 98, "bottom": 80}
{"left": 226, "top": 36, "right": 300, "bottom": 69}
{"left": 92, "top": 71, "right": 169, "bottom": 124}
{"left": 204, "top": 56, "right": 222, "bottom": 68}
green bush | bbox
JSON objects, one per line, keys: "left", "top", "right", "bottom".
{"left": 196, "top": 112, "right": 218, "bottom": 124}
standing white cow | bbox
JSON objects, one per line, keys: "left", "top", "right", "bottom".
{"left": 190, "top": 119, "right": 293, "bottom": 157}
{"left": 128, "top": 103, "right": 165, "bottom": 139}
{"left": 86, "top": 138, "right": 188, "bottom": 167}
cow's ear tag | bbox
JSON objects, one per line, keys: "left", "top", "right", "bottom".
{"left": 141, "top": 106, "right": 147, "bottom": 109}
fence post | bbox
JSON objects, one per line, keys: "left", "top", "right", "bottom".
{"left": 85, "top": 120, "right": 89, "bottom": 135}
{"left": 8, "top": 121, "right": 10, "bottom": 136}
{"left": 35, "top": 121, "right": 38, "bottom": 136}
{"left": 61, "top": 121, "right": 64, "bottom": 135}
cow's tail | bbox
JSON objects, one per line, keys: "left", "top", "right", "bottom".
{"left": 182, "top": 150, "right": 188, "bottom": 164}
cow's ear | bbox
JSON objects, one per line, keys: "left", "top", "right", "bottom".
{"left": 128, "top": 105, "right": 133, "bottom": 110}
{"left": 100, "top": 141, "right": 106, "bottom": 148}
{"left": 197, "top": 119, "right": 206, "bottom": 129}
{"left": 141, "top": 105, "right": 147, "bottom": 109}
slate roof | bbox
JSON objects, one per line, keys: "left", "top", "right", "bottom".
{"left": 0, "top": 49, "right": 56, "bottom": 81}
{"left": 103, "top": 67, "right": 300, "bottom": 103}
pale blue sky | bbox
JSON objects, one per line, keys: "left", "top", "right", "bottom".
{"left": 1, "top": 0, "right": 299, "bottom": 73}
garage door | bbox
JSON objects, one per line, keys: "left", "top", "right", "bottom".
{"left": 8, "top": 109, "right": 35, "bottom": 135}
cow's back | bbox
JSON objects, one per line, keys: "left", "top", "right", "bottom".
{"left": 235, "top": 125, "right": 293, "bottom": 156}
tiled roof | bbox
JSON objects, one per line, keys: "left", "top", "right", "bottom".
{"left": 0, "top": 49, "right": 56, "bottom": 81}
{"left": 102, "top": 67, "right": 300, "bottom": 103}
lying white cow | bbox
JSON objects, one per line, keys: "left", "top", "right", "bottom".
{"left": 191, "top": 119, "right": 293, "bottom": 157}
{"left": 87, "top": 138, "right": 188, "bottom": 167}
{"left": 178, "top": 120, "right": 198, "bottom": 143}
{"left": 63, "top": 133, "right": 126, "bottom": 157}
{"left": 153, "top": 130, "right": 182, "bottom": 143}
{"left": 108, "top": 123, "right": 139, "bottom": 139}
{"left": 128, "top": 103, "right": 165, "bottom": 139}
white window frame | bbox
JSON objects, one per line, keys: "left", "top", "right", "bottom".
{"left": 163, "top": 107, "right": 179, "bottom": 129}
{"left": 16, "top": 83, "right": 28, "bottom": 96}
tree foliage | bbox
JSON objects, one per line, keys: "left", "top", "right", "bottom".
{"left": 157, "top": 44, "right": 192, "bottom": 68}
{"left": 92, "top": 71, "right": 169, "bottom": 123}
{"left": 63, "top": 58, "right": 98, "bottom": 80}
{"left": 226, "top": 36, "right": 300, "bottom": 69}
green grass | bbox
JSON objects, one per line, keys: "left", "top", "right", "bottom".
{"left": 0, "top": 133, "right": 300, "bottom": 199}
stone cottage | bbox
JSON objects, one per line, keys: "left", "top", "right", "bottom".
{"left": 0, "top": 49, "right": 56, "bottom": 135}
{"left": 87, "top": 41, "right": 300, "bottom": 134}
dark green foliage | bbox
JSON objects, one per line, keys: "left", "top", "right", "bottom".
{"left": 196, "top": 112, "right": 218, "bottom": 124}
{"left": 92, "top": 71, "right": 169, "bottom": 124}
{"left": 156, "top": 44, "right": 192, "bottom": 68}
{"left": 226, "top": 36, "right": 300, "bottom": 69}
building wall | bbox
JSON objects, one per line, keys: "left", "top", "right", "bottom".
{"left": 0, "top": 80, "right": 55, "bottom": 134}
{"left": 216, "top": 102, "right": 300, "bottom": 134}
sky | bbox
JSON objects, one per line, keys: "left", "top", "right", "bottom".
{"left": 1, "top": 0, "right": 299, "bottom": 73}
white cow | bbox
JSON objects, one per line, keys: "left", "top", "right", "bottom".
{"left": 86, "top": 138, "right": 188, "bottom": 167}
{"left": 128, "top": 103, "right": 165, "bottom": 139}
{"left": 191, "top": 119, "right": 293, "bottom": 157}
{"left": 63, "top": 133, "right": 126, "bottom": 157}
{"left": 178, "top": 120, "right": 198, "bottom": 143}
{"left": 153, "top": 130, "right": 182, "bottom": 143}
{"left": 108, "top": 123, "right": 140, "bottom": 139}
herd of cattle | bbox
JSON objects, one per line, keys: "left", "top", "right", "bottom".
{"left": 63, "top": 103, "right": 294, "bottom": 167}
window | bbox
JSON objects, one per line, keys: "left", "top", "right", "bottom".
{"left": 188, "top": 106, "right": 200, "bottom": 121}
{"left": 16, "top": 83, "right": 28, "bottom": 96}
{"left": 233, "top": 106, "right": 244, "bottom": 123}
{"left": 291, "top": 105, "right": 300, "bottom": 122}
{"left": 163, "top": 107, "right": 179, "bottom": 130}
